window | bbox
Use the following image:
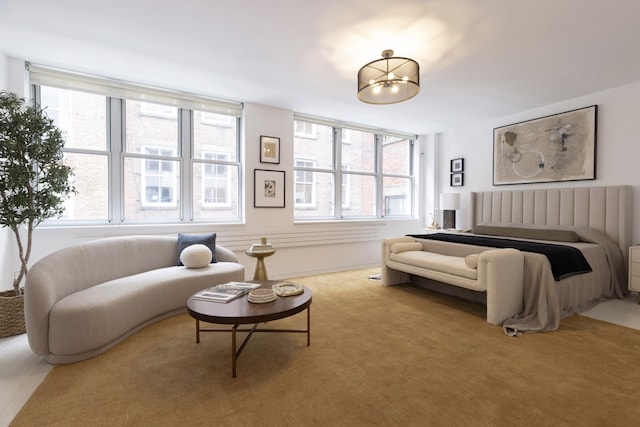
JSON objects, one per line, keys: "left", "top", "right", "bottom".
{"left": 30, "top": 65, "right": 242, "bottom": 224}
{"left": 294, "top": 121, "right": 317, "bottom": 139}
{"left": 141, "top": 146, "right": 178, "bottom": 207}
{"left": 293, "top": 116, "right": 415, "bottom": 220}
{"left": 201, "top": 152, "right": 230, "bottom": 207}
{"left": 382, "top": 136, "right": 413, "bottom": 217}
{"left": 295, "top": 159, "right": 316, "bottom": 208}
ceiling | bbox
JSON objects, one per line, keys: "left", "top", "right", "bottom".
{"left": 1, "top": 0, "right": 640, "bottom": 135}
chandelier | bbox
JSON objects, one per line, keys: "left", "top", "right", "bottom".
{"left": 357, "top": 50, "right": 420, "bottom": 104}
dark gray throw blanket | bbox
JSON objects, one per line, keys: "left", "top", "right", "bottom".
{"left": 407, "top": 233, "right": 592, "bottom": 280}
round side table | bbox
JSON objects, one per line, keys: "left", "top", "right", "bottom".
{"left": 245, "top": 248, "right": 276, "bottom": 280}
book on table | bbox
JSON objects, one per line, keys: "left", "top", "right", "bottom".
{"left": 193, "top": 282, "right": 261, "bottom": 303}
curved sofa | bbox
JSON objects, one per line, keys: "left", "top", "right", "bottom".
{"left": 24, "top": 235, "right": 245, "bottom": 364}
{"left": 382, "top": 236, "right": 524, "bottom": 325}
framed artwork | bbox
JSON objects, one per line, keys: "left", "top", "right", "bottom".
{"left": 451, "top": 158, "right": 464, "bottom": 172}
{"left": 260, "top": 135, "right": 280, "bottom": 164}
{"left": 450, "top": 173, "right": 464, "bottom": 187}
{"left": 493, "top": 105, "right": 597, "bottom": 185}
{"left": 254, "top": 169, "right": 285, "bottom": 208}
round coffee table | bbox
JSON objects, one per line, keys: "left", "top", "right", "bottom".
{"left": 186, "top": 281, "right": 312, "bottom": 377}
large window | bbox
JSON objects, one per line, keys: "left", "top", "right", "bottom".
{"left": 293, "top": 116, "right": 415, "bottom": 220}
{"left": 30, "top": 66, "right": 242, "bottom": 224}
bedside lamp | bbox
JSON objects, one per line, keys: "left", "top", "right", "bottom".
{"left": 440, "top": 193, "right": 460, "bottom": 230}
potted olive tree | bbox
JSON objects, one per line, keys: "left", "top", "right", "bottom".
{"left": 0, "top": 91, "right": 75, "bottom": 337}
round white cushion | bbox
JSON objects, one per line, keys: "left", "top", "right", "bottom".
{"left": 179, "top": 244, "right": 212, "bottom": 268}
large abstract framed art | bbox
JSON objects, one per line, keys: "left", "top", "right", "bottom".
{"left": 493, "top": 105, "right": 597, "bottom": 185}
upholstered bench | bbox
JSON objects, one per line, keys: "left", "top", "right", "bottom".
{"left": 381, "top": 236, "right": 524, "bottom": 325}
{"left": 24, "top": 234, "right": 244, "bottom": 364}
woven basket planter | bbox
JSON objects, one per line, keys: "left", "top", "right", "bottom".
{"left": 0, "top": 289, "right": 26, "bottom": 337}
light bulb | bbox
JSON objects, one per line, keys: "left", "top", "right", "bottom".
{"left": 388, "top": 72, "right": 395, "bottom": 80}
{"left": 391, "top": 85, "right": 399, "bottom": 93}
{"left": 372, "top": 86, "right": 381, "bottom": 94}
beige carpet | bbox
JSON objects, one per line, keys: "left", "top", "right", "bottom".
{"left": 12, "top": 268, "right": 640, "bottom": 426}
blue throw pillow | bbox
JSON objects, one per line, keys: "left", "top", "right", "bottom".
{"left": 177, "top": 233, "right": 217, "bottom": 266}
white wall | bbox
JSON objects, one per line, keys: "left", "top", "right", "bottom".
{"left": 438, "top": 81, "right": 640, "bottom": 245}
{"left": 0, "top": 60, "right": 424, "bottom": 290}
{"left": 0, "top": 52, "right": 7, "bottom": 89}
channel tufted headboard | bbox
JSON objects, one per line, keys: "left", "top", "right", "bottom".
{"left": 471, "top": 185, "right": 633, "bottom": 265}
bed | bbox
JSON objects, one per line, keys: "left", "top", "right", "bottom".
{"left": 390, "top": 185, "right": 632, "bottom": 335}
{"left": 471, "top": 185, "right": 632, "bottom": 334}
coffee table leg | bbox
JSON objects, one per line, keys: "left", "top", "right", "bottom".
{"left": 307, "top": 306, "right": 311, "bottom": 346}
{"left": 232, "top": 324, "right": 238, "bottom": 378}
{"left": 195, "top": 319, "right": 200, "bottom": 343}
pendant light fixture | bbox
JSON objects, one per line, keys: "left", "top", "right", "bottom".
{"left": 357, "top": 49, "right": 420, "bottom": 104}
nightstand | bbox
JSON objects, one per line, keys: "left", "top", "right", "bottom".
{"left": 629, "top": 246, "right": 640, "bottom": 301}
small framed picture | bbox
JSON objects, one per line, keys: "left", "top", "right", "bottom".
{"left": 451, "top": 158, "right": 464, "bottom": 172}
{"left": 450, "top": 173, "right": 464, "bottom": 187}
{"left": 254, "top": 169, "right": 285, "bottom": 208}
{"left": 260, "top": 135, "right": 280, "bottom": 164}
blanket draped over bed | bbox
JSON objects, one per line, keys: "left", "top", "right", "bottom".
{"left": 408, "top": 233, "right": 593, "bottom": 280}
{"left": 411, "top": 227, "right": 627, "bottom": 336}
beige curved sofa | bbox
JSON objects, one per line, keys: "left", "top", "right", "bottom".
{"left": 24, "top": 235, "right": 245, "bottom": 364}
{"left": 382, "top": 236, "right": 524, "bottom": 325}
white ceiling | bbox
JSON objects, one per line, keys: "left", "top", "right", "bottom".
{"left": 2, "top": 0, "right": 640, "bottom": 135}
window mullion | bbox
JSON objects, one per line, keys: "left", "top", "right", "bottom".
{"left": 110, "top": 97, "right": 123, "bottom": 223}
{"left": 334, "top": 128, "right": 342, "bottom": 219}
{"left": 376, "top": 134, "right": 383, "bottom": 218}
{"left": 181, "top": 109, "right": 192, "bottom": 222}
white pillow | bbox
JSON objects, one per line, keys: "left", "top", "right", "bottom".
{"left": 465, "top": 254, "right": 479, "bottom": 269}
{"left": 180, "top": 244, "right": 212, "bottom": 269}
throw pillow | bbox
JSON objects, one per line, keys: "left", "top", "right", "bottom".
{"left": 180, "top": 244, "right": 212, "bottom": 269}
{"left": 177, "top": 233, "right": 217, "bottom": 266}
{"left": 465, "top": 254, "right": 479, "bottom": 269}
{"left": 472, "top": 224, "right": 579, "bottom": 242}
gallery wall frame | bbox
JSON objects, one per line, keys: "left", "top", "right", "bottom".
{"left": 450, "top": 158, "right": 464, "bottom": 172}
{"left": 254, "top": 169, "right": 285, "bottom": 208}
{"left": 260, "top": 135, "right": 280, "bottom": 164}
{"left": 493, "top": 105, "right": 597, "bottom": 185}
{"left": 450, "top": 173, "right": 464, "bottom": 187}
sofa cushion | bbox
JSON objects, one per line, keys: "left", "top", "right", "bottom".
{"left": 390, "top": 251, "right": 477, "bottom": 280}
{"left": 177, "top": 233, "right": 217, "bottom": 265}
{"left": 48, "top": 262, "right": 245, "bottom": 356}
{"left": 390, "top": 242, "right": 423, "bottom": 254}
{"left": 180, "top": 244, "right": 212, "bottom": 268}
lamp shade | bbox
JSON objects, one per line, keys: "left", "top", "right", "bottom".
{"left": 440, "top": 193, "right": 460, "bottom": 210}
{"left": 357, "top": 50, "right": 420, "bottom": 104}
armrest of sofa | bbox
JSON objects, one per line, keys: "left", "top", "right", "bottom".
{"left": 381, "top": 237, "right": 420, "bottom": 286}
{"left": 477, "top": 248, "right": 524, "bottom": 325}
{"left": 215, "top": 245, "right": 240, "bottom": 263}
{"left": 24, "top": 258, "right": 66, "bottom": 356}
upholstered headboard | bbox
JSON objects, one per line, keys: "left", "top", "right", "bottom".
{"left": 471, "top": 185, "right": 633, "bottom": 265}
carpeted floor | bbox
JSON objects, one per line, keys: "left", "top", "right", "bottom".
{"left": 12, "top": 268, "right": 640, "bottom": 426}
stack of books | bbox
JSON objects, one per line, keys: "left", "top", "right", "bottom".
{"left": 192, "top": 282, "right": 261, "bottom": 303}
{"left": 249, "top": 242, "right": 273, "bottom": 252}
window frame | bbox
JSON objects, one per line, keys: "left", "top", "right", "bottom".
{"left": 293, "top": 116, "right": 416, "bottom": 221}
{"left": 29, "top": 65, "right": 243, "bottom": 226}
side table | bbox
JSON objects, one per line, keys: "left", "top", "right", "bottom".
{"left": 245, "top": 248, "right": 276, "bottom": 280}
